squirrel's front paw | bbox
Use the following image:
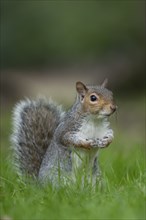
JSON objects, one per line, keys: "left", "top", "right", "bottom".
{"left": 97, "top": 136, "right": 113, "bottom": 148}
{"left": 85, "top": 139, "right": 99, "bottom": 149}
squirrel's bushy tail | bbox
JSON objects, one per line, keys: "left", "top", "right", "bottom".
{"left": 11, "top": 98, "right": 64, "bottom": 177}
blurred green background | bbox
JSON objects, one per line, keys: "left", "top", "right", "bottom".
{"left": 0, "top": 1, "right": 145, "bottom": 219}
{"left": 1, "top": 1, "right": 145, "bottom": 68}
{"left": 1, "top": 1, "right": 145, "bottom": 101}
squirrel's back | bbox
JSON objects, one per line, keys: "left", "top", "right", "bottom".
{"left": 11, "top": 98, "right": 64, "bottom": 177}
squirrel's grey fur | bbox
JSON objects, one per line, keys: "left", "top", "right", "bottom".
{"left": 11, "top": 81, "right": 116, "bottom": 187}
{"left": 11, "top": 98, "right": 64, "bottom": 177}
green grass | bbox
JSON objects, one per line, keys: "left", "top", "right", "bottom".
{"left": 0, "top": 112, "right": 145, "bottom": 220}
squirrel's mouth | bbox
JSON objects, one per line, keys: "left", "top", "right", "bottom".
{"left": 98, "top": 109, "right": 116, "bottom": 117}
{"left": 103, "top": 105, "right": 117, "bottom": 116}
{"left": 97, "top": 113, "right": 110, "bottom": 119}
{"left": 104, "top": 113, "right": 113, "bottom": 117}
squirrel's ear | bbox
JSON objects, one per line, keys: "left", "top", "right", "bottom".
{"left": 101, "top": 78, "right": 108, "bottom": 88}
{"left": 76, "top": 81, "right": 88, "bottom": 98}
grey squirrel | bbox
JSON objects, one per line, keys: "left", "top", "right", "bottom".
{"left": 11, "top": 79, "right": 117, "bottom": 187}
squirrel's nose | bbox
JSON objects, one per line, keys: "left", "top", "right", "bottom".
{"left": 110, "top": 104, "right": 117, "bottom": 112}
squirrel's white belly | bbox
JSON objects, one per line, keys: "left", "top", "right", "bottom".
{"left": 79, "top": 117, "right": 109, "bottom": 139}
{"left": 72, "top": 118, "right": 109, "bottom": 168}
{"left": 71, "top": 118, "right": 109, "bottom": 181}
{"left": 71, "top": 148, "right": 98, "bottom": 183}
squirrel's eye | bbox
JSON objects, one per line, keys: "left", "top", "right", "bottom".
{"left": 90, "top": 95, "right": 97, "bottom": 102}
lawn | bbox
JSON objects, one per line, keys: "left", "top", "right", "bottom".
{"left": 0, "top": 103, "right": 145, "bottom": 220}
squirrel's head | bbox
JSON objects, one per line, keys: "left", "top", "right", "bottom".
{"left": 76, "top": 79, "right": 117, "bottom": 117}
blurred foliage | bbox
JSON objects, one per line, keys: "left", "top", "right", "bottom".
{"left": 0, "top": 1, "right": 145, "bottom": 68}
